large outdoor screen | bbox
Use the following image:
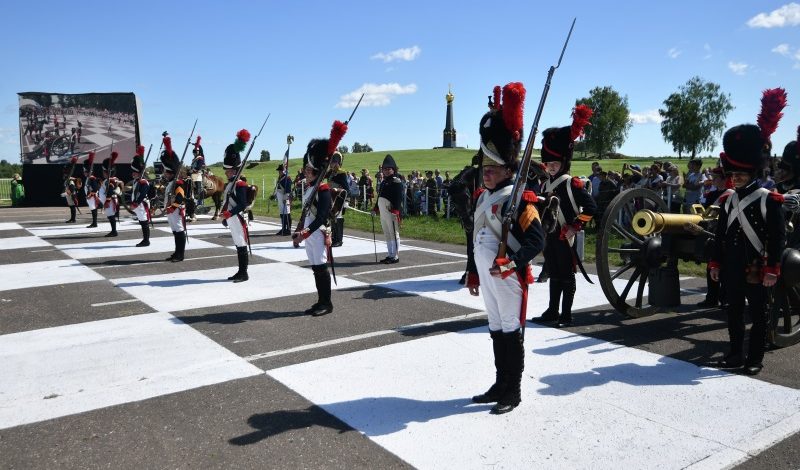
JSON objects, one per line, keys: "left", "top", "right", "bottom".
{"left": 18, "top": 92, "right": 140, "bottom": 165}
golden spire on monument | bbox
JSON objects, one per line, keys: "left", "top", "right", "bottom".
{"left": 446, "top": 83, "right": 454, "bottom": 103}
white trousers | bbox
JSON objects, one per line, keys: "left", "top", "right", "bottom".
{"left": 133, "top": 202, "right": 149, "bottom": 222}
{"left": 103, "top": 197, "right": 118, "bottom": 218}
{"left": 227, "top": 213, "right": 248, "bottom": 247}
{"left": 86, "top": 194, "right": 98, "bottom": 210}
{"left": 277, "top": 191, "right": 290, "bottom": 215}
{"left": 303, "top": 214, "right": 328, "bottom": 265}
{"left": 167, "top": 207, "right": 185, "bottom": 232}
{"left": 378, "top": 198, "right": 399, "bottom": 258}
{"left": 474, "top": 228, "right": 524, "bottom": 333}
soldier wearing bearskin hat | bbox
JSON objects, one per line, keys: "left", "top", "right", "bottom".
{"left": 62, "top": 156, "right": 80, "bottom": 223}
{"left": 466, "top": 83, "right": 545, "bottom": 415}
{"left": 374, "top": 154, "right": 404, "bottom": 263}
{"left": 221, "top": 130, "right": 252, "bottom": 282}
{"left": 275, "top": 163, "right": 293, "bottom": 236}
{"left": 292, "top": 120, "right": 348, "bottom": 316}
{"left": 325, "top": 151, "right": 350, "bottom": 247}
{"left": 162, "top": 135, "right": 186, "bottom": 262}
{"left": 83, "top": 151, "right": 100, "bottom": 228}
{"left": 99, "top": 152, "right": 122, "bottom": 237}
{"left": 777, "top": 127, "right": 800, "bottom": 249}
{"left": 708, "top": 88, "right": 787, "bottom": 375}
{"left": 533, "top": 104, "right": 597, "bottom": 328}
{"left": 130, "top": 145, "right": 151, "bottom": 247}
{"left": 190, "top": 136, "right": 206, "bottom": 206}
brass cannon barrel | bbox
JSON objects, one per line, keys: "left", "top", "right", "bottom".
{"left": 631, "top": 209, "right": 703, "bottom": 236}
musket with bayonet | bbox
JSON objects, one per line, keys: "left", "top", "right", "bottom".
{"left": 497, "top": 18, "right": 575, "bottom": 261}
{"left": 269, "top": 135, "right": 294, "bottom": 213}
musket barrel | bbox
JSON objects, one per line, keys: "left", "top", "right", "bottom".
{"left": 631, "top": 209, "right": 703, "bottom": 236}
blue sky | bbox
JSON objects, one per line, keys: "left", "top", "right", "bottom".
{"left": 1, "top": 0, "right": 798, "bottom": 164}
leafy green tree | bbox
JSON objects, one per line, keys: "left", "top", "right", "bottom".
{"left": 576, "top": 86, "right": 632, "bottom": 159}
{"left": 337, "top": 145, "right": 349, "bottom": 154}
{"left": 259, "top": 150, "right": 271, "bottom": 162}
{"left": 659, "top": 76, "right": 733, "bottom": 159}
{"left": 352, "top": 142, "right": 363, "bottom": 153}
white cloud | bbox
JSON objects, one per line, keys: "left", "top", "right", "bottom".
{"left": 336, "top": 83, "right": 418, "bottom": 108}
{"left": 703, "top": 43, "right": 712, "bottom": 59}
{"left": 667, "top": 47, "right": 682, "bottom": 59}
{"left": 370, "top": 46, "right": 421, "bottom": 63}
{"left": 773, "top": 43, "right": 792, "bottom": 56}
{"left": 728, "top": 61, "right": 749, "bottom": 75}
{"left": 747, "top": 3, "right": 800, "bottom": 28}
{"left": 629, "top": 110, "right": 663, "bottom": 125}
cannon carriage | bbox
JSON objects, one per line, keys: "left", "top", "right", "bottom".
{"left": 595, "top": 188, "right": 800, "bottom": 347}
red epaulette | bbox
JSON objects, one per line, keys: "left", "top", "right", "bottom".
{"left": 318, "top": 183, "right": 330, "bottom": 191}
{"left": 236, "top": 180, "right": 248, "bottom": 187}
{"left": 522, "top": 190, "right": 538, "bottom": 203}
{"left": 571, "top": 176, "right": 584, "bottom": 189}
{"left": 769, "top": 192, "right": 785, "bottom": 203}
{"left": 718, "top": 192, "right": 731, "bottom": 203}
{"left": 139, "top": 178, "right": 148, "bottom": 185}
{"left": 472, "top": 187, "right": 485, "bottom": 201}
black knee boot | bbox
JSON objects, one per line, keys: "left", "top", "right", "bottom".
{"left": 136, "top": 222, "right": 150, "bottom": 247}
{"left": 558, "top": 275, "right": 577, "bottom": 327}
{"left": 66, "top": 206, "right": 76, "bottom": 223}
{"left": 308, "top": 265, "right": 333, "bottom": 316}
{"left": 492, "top": 330, "right": 524, "bottom": 415}
{"left": 165, "top": 232, "right": 178, "bottom": 261}
{"left": 287, "top": 214, "right": 292, "bottom": 235}
{"left": 535, "top": 279, "right": 561, "bottom": 322}
{"left": 228, "top": 246, "right": 249, "bottom": 282}
{"left": 331, "top": 218, "right": 344, "bottom": 247}
{"left": 277, "top": 214, "right": 287, "bottom": 235}
{"left": 472, "top": 330, "right": 507, "bottom": 403}
{"left": 172, "top": 231, "right": 185, "bottom": 262}
{"left": 105, "top": 216, "right": 118, "bottom": 237}
{"left": 86, "top": 209, "right": 98, "bottom": 228}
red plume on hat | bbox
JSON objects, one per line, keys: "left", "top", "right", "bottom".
{"left": 70, "top": 156, "right": 78, "bottom": 164}
{"left": 327, "top": 120, "right": 348, "bottom": 156}
{"left": 236, "top": 129, "right": 251, "bottom": 143}
{"left": 492, "top": 86, "right": 502, "bottom": 110}
{"left": 570, "top": 104, "right": 593, "bottom": 141}
{"left": 501, "top": 82, "right": 526, "bottom": 142}
{"left": 136, "top": 145, "right": 145, "bottom": 157}
{"left": 757, "top": 87, "right": 787, "bottom": 142}
{"left": 193, "top": 136, "right": 202, "bottom": 148}
{"left": 110, "top": 151, "right": 119, "bottom": 165}
{"left": 163, "top": 135, "right": 173, "bottom": 154}
{"left": 86, "top": 151, "right": 95, "bottom": 166}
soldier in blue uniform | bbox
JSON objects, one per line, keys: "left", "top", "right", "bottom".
{"left": 130, "top": 146, "right": 151, "bottom": 247}
{"left": 62, "top": 156, "right": 79, "bottom": 223}
{"left": 326, "top": 152, "right": 349, "bottom": 247}
{"left": 275, "top": 164, "right": 293, "bottom": 236}
{"left": 162, "top": 135, "right": 186, "bottom": 262}
{"left": 709, "top": 88, "right": 787, "bottom": 376}
{"left": 374, "top": 154, "right": 404, "bottom": 263}
{"left": 466, "top": 82, "right": 545, "bottom": 414}
{"left": 83, "top": 152, "right": 99, "bottom": 228}
{"left": 533, "top": 105, "right": 596, "bottom": 328}
{"left": 99, "top": 154, "right": 121, "bottom": 237}
{"left": 221, "top": 130, "right": 252, "bottom": 282}
{"left": 190, "top": 136, "right": 206, "bottom": 207}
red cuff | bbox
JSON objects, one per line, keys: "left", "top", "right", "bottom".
{"left": 466, "top": 272, "right": 479, "bottom": 288}
{"left": 301, "top": 229, "right": 311, "bottom": 240}
{"left": 763, "top": 265, "right": 780, "bottom": 277}
{"left": 222, "top": 210, "right": 232, "bottom": 220}
{"left": 708, "top": 261, "right": 721, "bottom": 270}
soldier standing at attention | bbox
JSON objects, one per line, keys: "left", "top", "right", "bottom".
{"left": 275, "top": 164, "right": 293, "bottom": 236}
{"left": 221, "top": 130, "right": 252, "bottom": 282}
{"left": 533, "top": 105, "right": 596, "bottom": 328}
{"left": 83, "top": 152, "right": 99, "bottom": 228}
{"left": 190, "top": 136, "right": 206, "bottom": 208}
{"left": 374, "top": 154, "right": 404, "bottom": 264}
{"left": 709, "top": 88, "right": 787, "bottom": 376}
{"left": 326, "top": 151, "right": 349, "bottom": 247}
{"left": 466, "top": 83, "right": 544, "bottom": 414}
{"left": 63, "top": 156, "right": 79, "bottom": 223}
{"left": 99, "top": 154, "right": 121, "bottom": 238}
{"left": 162, "top": 135, "right": 186, "bottom": 262}
{"left": 130, "top": 146, "right": 151, "bottom": 247}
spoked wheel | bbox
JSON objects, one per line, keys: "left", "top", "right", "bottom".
{"left": 596, "top": 189, "right": 668, "bottom": 318}
{"left": 769, "top": 248, "right": 800, "bottom": 347}
{"left": 50, "top": 135, "right": 71, "bottom": 158}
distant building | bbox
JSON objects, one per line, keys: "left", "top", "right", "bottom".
{"left": 441, "top": 86, "right": 456, "bottom": 148}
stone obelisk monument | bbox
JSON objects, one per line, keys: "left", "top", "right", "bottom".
{"left": 441, "top": 85, "right": 456, "bottom": 148}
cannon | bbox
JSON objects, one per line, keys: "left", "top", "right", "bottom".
{"left": 595, "top": 188, "right": 800, "bottom": 348}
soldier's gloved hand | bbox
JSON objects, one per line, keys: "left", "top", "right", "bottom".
{"left": 763, "top": 273, "right": 778, "bottom": 287}
{"left": 466, "top": 272, "right": 480, "bottom": 296}
{"left": 391, "top": 209, "right": 401, "bottom": 227}
{"left": 709, "top": 267, "right": 720, "bottom": 282}
{"left": 221, "top": 218, "right": 228, "bottom": 227}
{"left": 560, "top": 223, "right": 579, "bottom": 241}
{"left": 490, "top": 258, "right": 516, "bottom": 279}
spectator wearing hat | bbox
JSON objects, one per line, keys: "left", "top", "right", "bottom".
{"left": 374, "top": 154, "right": 403, "bottom": 263}
{"left": 425, "top": 170, "right": 438, "bottom": 216}
{"left": 709, "top": 88, "right": 787, "bottom": 375}
{"left": 10, "top": 173, "right": 24, "bottom": 207}
{"left": 683, "top": 159, "right": 706, "bottom": 212}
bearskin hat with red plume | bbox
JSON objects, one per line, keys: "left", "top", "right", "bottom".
{"left": 102, "top": 152, "right": 119, "bottom": 173}
{"left": 540, "top": 104, "right": 593, "bottom": 175}
{"left": 303, "top": 120, "right": 348, "bottom": 172}
{"left": 721, "top": 88, "right": 787, "bottom": 175}
{"left": 130, "top": 145, "right": 146, "bottom": 173}
{"left": 161, "top": 135, "right": 180, "bottom": 173}
{"left": 83, "top": 151, "right": 96, "bottom": 173}
{"left": 224, "top": 130, "right": 251, "bottom": 169}
{"left": 63, "top": 156, "right": 78, "bottom": 176}
{"left": 479, "top": 82, "right": 526, "bottom": 168}
{"left": 193, "top": 136, "right": 204, "bottom": 157}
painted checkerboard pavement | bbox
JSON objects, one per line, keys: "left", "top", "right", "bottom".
{"left": 1, "top": 207, "right": 799, "bottom": 469}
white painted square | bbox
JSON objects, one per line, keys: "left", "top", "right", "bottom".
{"left": 156, "top": 221, "right": 278, "bottom": 236}
{"left": 0, "top": 223, "right": 23, "bottom": 231}
{"left": 0, "top": 312, "right": 263, "bottom": 430}
{"left": 0, "top": 259, "right": 105, "bottom": 292}
{"left": 112, "top": 263, "right": 366, "bottom": 312}
{"left": 27, "top": 221, "right": 143, "bottom": 238}
{"left": 246, "top": 237, "right": 389, "bottom": 263}
{"left": 375, "top": 271, "right": 635, "bottom": 314}
{"left": 55, "top": 236, "right": 219, "bottom": 260}
{"left": 0, "top": 236, "right": 51, "bottom": 250}
{"left": 269, "top": 324, "right": 800, "bottom": 470}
